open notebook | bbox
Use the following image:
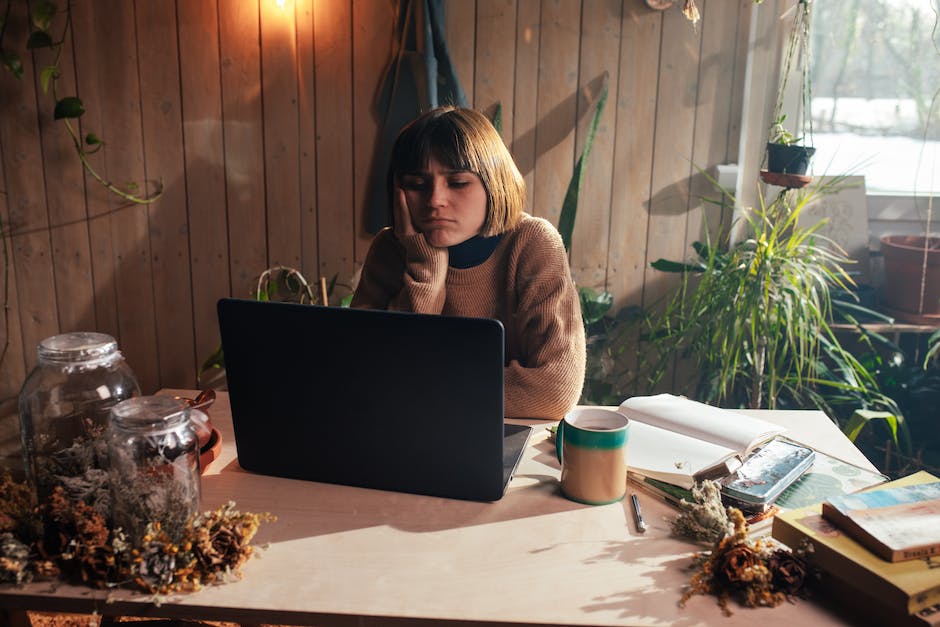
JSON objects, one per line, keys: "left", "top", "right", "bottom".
{"left": 618, "top": 394, "right": 786, "bottom": 489}
{"left": 217, "top": 298, "right": 531, "bottom": 502}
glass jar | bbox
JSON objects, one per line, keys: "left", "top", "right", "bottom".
{"left": 18, "top": 332, "right": 140, "bottom": 514}
{"left": 107, "top": 396, "right": 201, "bottom": 544}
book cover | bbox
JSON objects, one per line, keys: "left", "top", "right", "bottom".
{"left": 772, "top": 471, "right": 940, "bottom": 615}
{"left": 618, "top": 394, "right": 785, "bottom": 489}
{"left": 819, "top": 572, "right": 940, "bottom": 627}
{"left": 822, "top": 480, "right": 940, "bottom": 562}
{"left": 774, "top": 448, "right": 888, "bottom": 510}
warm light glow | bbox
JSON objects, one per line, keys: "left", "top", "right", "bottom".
{"left": 276, "top": 0, "right": 286, "bottom": 7}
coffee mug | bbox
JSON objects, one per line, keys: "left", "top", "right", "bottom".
{"left": 556, "top": 407, "right": 630, "bottom": 505}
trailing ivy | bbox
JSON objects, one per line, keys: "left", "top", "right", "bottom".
{"left": 0, "top": 0, "right": 162, "bottom": 204}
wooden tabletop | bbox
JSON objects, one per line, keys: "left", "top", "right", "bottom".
{"left": 0, "top": 390, "right": 876, "bottom": 626}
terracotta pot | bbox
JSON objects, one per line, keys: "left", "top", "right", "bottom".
{"left": 880, "top": 234, "right": 940, "bottom": 322}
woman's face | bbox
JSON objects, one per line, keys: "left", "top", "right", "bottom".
{"left": 399, "top": 157, "right": 487, "bottom": 247}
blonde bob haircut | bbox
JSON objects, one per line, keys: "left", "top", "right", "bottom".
{"left": 388, "top": 106, "right": 526, "bottom": 237}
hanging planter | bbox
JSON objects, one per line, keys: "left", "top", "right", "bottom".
{"left": 766, "top": 142, "right": 815, "bottom": 176}
{"left": 761, "top": 115, "right": 815, "bottom": 188}
{"left": 880, "top": 234, "right": 940, "bottom": 323}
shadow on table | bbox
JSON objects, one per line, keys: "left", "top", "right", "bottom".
{"left": 199, "top": 436, "right": 585, "bottom": 543}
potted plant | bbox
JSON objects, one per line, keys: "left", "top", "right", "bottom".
{"left": 879, "top": 234, "right": 940, "bottom": 323}
{"left": 766, "top": 114, "right": 815, "bottom": 176}
{"left": 762, "top": 0, "right": 816, "bottom": 184}
{"left": 642, "top": 176, "right": 885, "bottom": 412}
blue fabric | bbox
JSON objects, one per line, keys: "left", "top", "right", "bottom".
{"left": 448, "top": 235, "right": 503, "bottom": 269}
{"left": 364, "top": 0, "right": 468, "bottom": 234}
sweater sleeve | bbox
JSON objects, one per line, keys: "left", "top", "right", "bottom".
{"left": 504, "top": 221, "right": 586, "bottom": 420}
{"left": 351, "top": 228, "right": 448, "bottom": 314}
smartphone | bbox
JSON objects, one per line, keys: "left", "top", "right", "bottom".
{"left": 720, "top": 438, "right": 816, "bottom": 506}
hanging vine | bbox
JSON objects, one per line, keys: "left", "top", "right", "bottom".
{"left": 0, "top": 0, "right": 163, "bottom": 204}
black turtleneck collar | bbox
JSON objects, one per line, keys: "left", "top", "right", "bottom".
{"left": 448, "top": 234, "right": 503, "bottom": 269}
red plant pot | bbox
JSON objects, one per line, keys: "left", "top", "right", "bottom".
{"left": 880, "top": 234, "right": 940, "bottom": 322}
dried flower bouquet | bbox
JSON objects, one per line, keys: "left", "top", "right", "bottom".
{"left": 0, "top": 474, "right": 273, "bottom": 597}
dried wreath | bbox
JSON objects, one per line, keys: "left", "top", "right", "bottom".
{"left": 0, "top": 473, "right": 274, "bottom": 596}
{"left": 673, "top": 480, "right": 812, "bottom": 616}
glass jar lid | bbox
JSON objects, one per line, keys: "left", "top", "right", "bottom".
{"left": 110, "top": 396, "right": 190, "bottom": 435}
{"left": 37, "top": 332, "right": 120, "bottom": 368}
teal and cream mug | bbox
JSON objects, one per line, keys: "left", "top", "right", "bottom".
{"left": 556, "top": 407, "right": 630, "bottom": 505}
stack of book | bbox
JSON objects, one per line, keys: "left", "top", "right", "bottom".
{"left": 619, "top": 394, "right": 884, "bottom": 523}
{"left": 772, "top": 471, "right": 940, "bottom": 626}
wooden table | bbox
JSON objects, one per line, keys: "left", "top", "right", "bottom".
{"left": 0, "top": 390, "right": 879, "bottom": 626}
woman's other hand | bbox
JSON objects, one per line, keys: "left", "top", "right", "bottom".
{"left": 393, "top": 186, "right": 418, "bottom": 240}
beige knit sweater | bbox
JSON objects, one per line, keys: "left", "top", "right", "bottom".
{"left": 351, "top": 214, "right": 586, "bottom": 419}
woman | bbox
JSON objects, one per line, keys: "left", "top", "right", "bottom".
{"left": 352, "top": 106, "right": 585, "bottom": 419}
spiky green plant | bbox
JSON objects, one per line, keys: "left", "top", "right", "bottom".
{"left": 645, "top": 177, "right": 878, "bottom": 411}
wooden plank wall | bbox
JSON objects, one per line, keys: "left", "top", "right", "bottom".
{"left": 0, "top": 0, "right": 753, "bottom": 405}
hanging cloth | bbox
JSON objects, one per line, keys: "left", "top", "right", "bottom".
{"left": 364, "top": 0, "right": 468, "bottom": 234}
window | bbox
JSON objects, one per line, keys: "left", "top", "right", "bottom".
{"left": 810, "top": 0, "right": 940, "bottom": 195}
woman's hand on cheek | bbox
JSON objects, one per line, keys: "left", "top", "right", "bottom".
{"left": 393, "top": 186, "right": 418, "bottom": 240}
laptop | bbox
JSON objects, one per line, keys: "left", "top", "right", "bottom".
{"left": 216, "top": 298, "right": 531, "bottom": 502}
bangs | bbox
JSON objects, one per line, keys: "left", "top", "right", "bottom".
{"left": 398, "top": 117, "right": 479, "bottom": 175}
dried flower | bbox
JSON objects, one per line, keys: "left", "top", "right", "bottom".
{"left": 0, "top": 476, "right": 271, "bottom": 596}
{"left": 680, "top": 506, "right": 808, "bottom": 615}
{"left": 0, "top": 533, "right": 31, "bottom": 584}
{"left": 185, "top": 502, "right": 275, "bottom": 585}
{"left": 0, "top": 473, "right": 39, "bottom": 543}
{"left": 767, "top": 547, "right": 808, "bottom": 594}
{"left": 38, "top": 487, "right": 116, "bottom": 588}
{"left": 682, "top": 0, "right": 700, "bottom": 25}
{"left": 670, "top": 480, "right": 731, "bottom": 543}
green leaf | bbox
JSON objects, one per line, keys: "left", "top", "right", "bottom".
{"left": 650, "top": 259, "right": 701, "bottom": 273}
{"left": 53, "top": 96, "right": 85, "bottom": 119}
{"left": 39, "top": 65, "right": 56, "bottom": 93}
{"left": 558, "top": 76, "right": 609, "bottom": 251}
{"left": 30, "top": 1, "right": 57, "bottom": 31}
{"left": 492, "top": 102, "right": 502, "bottom": 135}
{"left": 26, "top": 30, "right": 53, "bottom": 49}
{"left": 2, "top": 51, "right": 24, "bottom": 79}
{"left": 842, "top": 409, "right": 898, "bottom": 444}
{"left": 340, "top": 293, "right": 353, "bottom": 308}
{"left": 84, "top": 132, "right": 103, "bottom": 146}
{"left": 579, "top": 287, "right": 613, "bottom": 326}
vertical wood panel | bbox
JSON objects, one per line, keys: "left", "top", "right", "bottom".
{"left": 474, "top": 0, "right": 517, "bottom": 135}
{"left": 726, "top": 0, "right": 753, "bottom": 166}
{"left": 352, "top": 0, "right": 394, "bottom": 266}
{"left": 178, "top": 0, "right": 230, "bottom": 380}
{"left": 532, "top": 0, "right": 580, "bottom": 224}
{"left": 512, "top": 0, "right": 540, "bottom": 210}
{"left": 136, "top": 0, "right": 196, "bottom": 389}
{"left": 297, "top": 0, "right": 319, "bottom": 281}
{"left": 570, "top": 0, "right": 620, "bottom": 291}
{"left": 445, "top": 1, "right": 476, "bottom": 106}
{"left": 642, "top": 8, "right": 702, "bottom": 307}
{"left": 261, "top": 0, "right": 302, "bottom": 270}
{"left": 33, "top": 7, "right": 96, "bottom": 336}
{"left": 0, "top": 1, "right": 60, "bottom": 374}
{"left": 219, "top": 1, "right": 267, "bottom": 297}
{"left": 607, "top": 4, "right": 661, "bottom": 310}
{"left": 93, "top": 0, "right": 160, "bottom": 393}
{"left": 687, "top": 0, "right": 742, "bottom": 249}
{"left": 0, "top": 2, "right": 31, "bottom": 400}
{"left": 314, "top": 0, "right": 355, "bottom": 296}
{"left": 70, "top": 0, "right": 119, "bottom": 346}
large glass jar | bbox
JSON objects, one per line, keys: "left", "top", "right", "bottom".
{"left": 108, "top": 396, "right": 201, "bottom": 544}
{"left": 18, "top": 332, "right": 140, "bottom": 514}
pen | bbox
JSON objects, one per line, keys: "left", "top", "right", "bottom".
{"left": 631, "top": 492, "right": 647, "bottom": 533}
